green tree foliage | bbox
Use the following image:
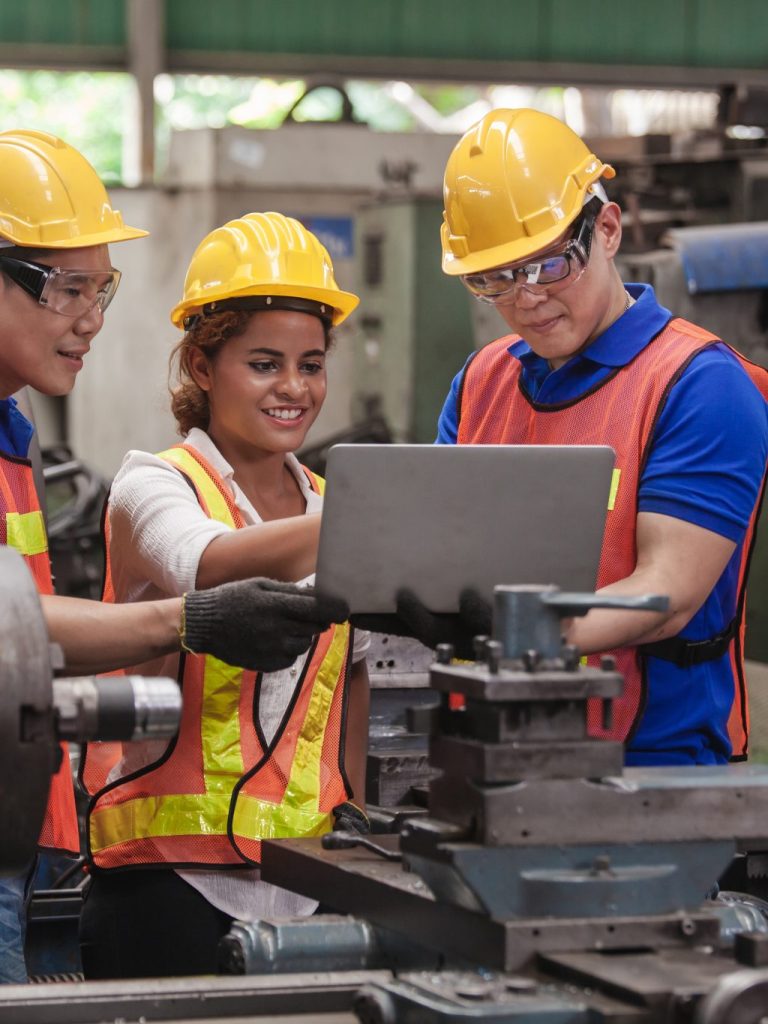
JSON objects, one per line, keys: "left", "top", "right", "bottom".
{"left": 0, "top": 68, "right": 492, "bottom": 184}
{"left": 0, "top": 70, "right": 131, "bottom": 183}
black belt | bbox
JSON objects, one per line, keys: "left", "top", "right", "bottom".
{"left": 639, "top": 616, "right": 738, "bottom": 668}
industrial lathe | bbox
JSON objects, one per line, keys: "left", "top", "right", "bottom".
{"left": 2, "top": 546, "right": 768, "bottom": 1022}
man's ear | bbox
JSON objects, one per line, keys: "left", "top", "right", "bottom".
{"left": 595, "top": 202, "right": 622, "bottom": 260}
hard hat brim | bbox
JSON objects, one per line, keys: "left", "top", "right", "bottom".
{"left": 171, "top": 282, "right": 359, "bottom": 329}
{"left": 36, "top": 225, "right": 150, "bottom": 248}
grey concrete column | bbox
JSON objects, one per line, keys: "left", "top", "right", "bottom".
{"left": 127, "top": 0, "right": 165, "bottom": 184}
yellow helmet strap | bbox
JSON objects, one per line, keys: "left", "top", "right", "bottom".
{"left": 183, "top": 295, "right": 333, "bottom": 332}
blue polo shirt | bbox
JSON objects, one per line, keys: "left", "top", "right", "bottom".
{"left": 437, "top": 283, "right": 768, "bottom": 766}
{"left": 0, "top": 396, "right": 34, "bottom": 459}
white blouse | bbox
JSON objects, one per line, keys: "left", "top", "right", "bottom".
{"left": 106, "top": 427, "right": 369, "bottom": 920}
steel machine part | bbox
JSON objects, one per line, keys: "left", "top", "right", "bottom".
{"left": 5, "top": 576, "right": 768, "bottom": 1021}
{"left": 0, "top": 546, "right": 181, "bottom": 873}
{"left": 257, "top": 585, "right": 768, "bottom": 1018}
{"left": 365, "top": 633, "right": 439, "bottom": 813}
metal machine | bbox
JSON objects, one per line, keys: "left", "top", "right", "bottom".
{"left": 5, "top": 570, "right": 768, "bottom": 1021}
{"left": 0, "top": 546, "right": 181, "bottom": 875}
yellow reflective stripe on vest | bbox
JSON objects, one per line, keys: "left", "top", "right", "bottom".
{"left": 607, "top": 468, "right": 621, "bottom": 511}
{"left": 307, "top": 470, "right": 325, "bottom": 496}
{"left": 232, "top": 623, "right": 349, "bottom": 841}
{"left": 90, "top": 792, "right": 233, "bottom": 849}
{"left": 90, "top": 451, "right": 345, "bottom": 856}
{"left": 6, "top": 510, "right": 47, "bottom": 556}
{"left": 90, "top": 660, "right": 246, "bottom": 852}
{"left": 157, "top": 447, "right": 234, "bottom": 527}
{"left": 93, "top": 444, "right": 246, "bottom": 850}
{"left": 201, "top": 657, "right": 245, "bottom": 793}
{"left": 158, "top": 447, "right": 245, "bottom": 795}
{"left": 91, "top": 629, "right": 348, "bottom": 851}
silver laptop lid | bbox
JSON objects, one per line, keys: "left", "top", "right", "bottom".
{"left": 315, "top": 444, "right": 615, "bottom": 614}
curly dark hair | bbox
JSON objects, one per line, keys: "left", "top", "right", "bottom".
{"left": 168, "top": 309, "right": 333, "bottom": 436}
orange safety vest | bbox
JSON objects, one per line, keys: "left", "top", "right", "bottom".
{"left": 85, "top": 444, "right": 352, "bottom": 869}
{"left": 457, "top": 319, "right": 768, "bottom": 756}
{"left": 0, "top": 450, "right": 79, "bottom": 854}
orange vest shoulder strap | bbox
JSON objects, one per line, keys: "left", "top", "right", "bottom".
{"left": 301, "top": 465, "right": 325, "bottom": 496}
{"left": 157, "top": 443, "right": 246, "bottom": 529}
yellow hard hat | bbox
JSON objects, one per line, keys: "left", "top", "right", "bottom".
{"left": 441, "top": 108, "right": 615, "bottom": 277}
{"left": 0, "top": 129, "right": 147, "bottom": 248}
{"left": 171, "top": 212, "right": 359, "bottom": 329}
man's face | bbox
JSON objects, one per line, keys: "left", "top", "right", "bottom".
{"left": 491, "top": 204, "right": 623, "bottom": 368}
{"left": 0, "top": 244, "right": 113, "bottom": 399}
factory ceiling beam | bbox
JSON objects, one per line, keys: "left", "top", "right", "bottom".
{"left": 165, "top": 51, "right": 768, "bottom": 91}
{"left": 0, "top": 43, "right": 124, "bottom": 71}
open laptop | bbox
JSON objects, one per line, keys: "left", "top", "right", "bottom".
{"left": 315, "top": 444, "right": 615, "bottom": 614}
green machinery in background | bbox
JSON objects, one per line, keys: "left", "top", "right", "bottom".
{"left": 353, "top": 199, "right": 475, "bottom": 443}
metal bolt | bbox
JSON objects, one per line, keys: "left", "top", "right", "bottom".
{"left": 486, "top": 640, "right": 502, "bottom": 674}
{"left": 473, "top": 635, "right": 489, "bottom": 661}
{"left": 523, "top": 649, "right": 540, "bottom": 672}
{"left": 680, "top": 917, "right": 697, "bottom": 937}
{"left": 591, "top": 855, "right": 612, "bottom": 875}
{"left": 562, "top": 644, "right": 581, "bottom": 671}
{"left": 436, "top": 643, "right": 454, "bottom": 665}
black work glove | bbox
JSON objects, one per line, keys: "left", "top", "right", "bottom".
{"left": 332, "top": 801, "right": 370, "bottom": 835}
{"left": 351, "top": 587, "right": 492, "bottom": 661}
{"left": 182, "top": 578, "right": 349, "bottom": 673}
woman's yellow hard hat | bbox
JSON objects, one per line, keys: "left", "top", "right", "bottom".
{"left": 171, "top": 212, "right": 359, "bottom": 329}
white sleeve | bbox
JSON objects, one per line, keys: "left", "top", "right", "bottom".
{"left": 352, "top": 628, "right": 370, "bottom": 664}
{"left": 108, "top": 450, "right": 232, "bottom": 599}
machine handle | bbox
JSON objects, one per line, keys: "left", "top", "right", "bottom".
{"left": 542, "top": 592, "right": 670, "bottom": 618}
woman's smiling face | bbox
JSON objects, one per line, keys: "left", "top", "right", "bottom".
{"left": 189, "top": 309, "right": 328, "bottom": 457}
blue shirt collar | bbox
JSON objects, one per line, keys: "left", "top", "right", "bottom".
{"left": 508, "top": 283, "right": 673, "bottom": 370}
{"left": 0, "top": 396, "right": 34, "bottom": 459}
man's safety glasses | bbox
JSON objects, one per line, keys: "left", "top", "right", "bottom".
{"left": 461, "top": 214, "right": 596, "bottom": 304}
{"left": 0, "top": 255, "right": 121, "bottom": 318}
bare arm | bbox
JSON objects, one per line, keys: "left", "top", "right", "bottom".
{"left": 567, "top": 511, "right": 737, "bottom": 654}
{"left": 196, "top": 513, "right": 321, "bottom": 589}
{"left": 41, "top": 593, "right": 182, "bottom": 675}
{"left": 343, "top": 660, "right": 370, "bottom": 808}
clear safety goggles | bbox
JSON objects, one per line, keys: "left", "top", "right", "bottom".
{"left": 461, "top": 214, "right": 596, "bottom": 304}
{"left": 0, "top": 255, "right": 121, "bottom": 318}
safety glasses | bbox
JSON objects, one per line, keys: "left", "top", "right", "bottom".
{"left": 461, "top": 214, "right": 596, "bottom": 304}
{"left": 0, "top": 255, "right": 121, "bottom": 318}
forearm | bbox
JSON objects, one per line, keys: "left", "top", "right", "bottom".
{"left": 567, "top": 513, "right": 737, "bottom": 656}
{"left": 41, "top": 593, "right": 182, "bottom": 674}
{"left": 344, "top": 660, "right": 370, "bottom": 808}
{"left": 196, "top": 514, "right": 321, "bottom": 589}
{"left": 566, "top": 570, "right": 688, "bottom": 655}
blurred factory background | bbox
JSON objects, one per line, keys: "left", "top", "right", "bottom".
{"left": 5, "top": 0, "right": 768, "bottom": 661}
{"left": 10, "top": 5, "right": 768, "bottom": 1013}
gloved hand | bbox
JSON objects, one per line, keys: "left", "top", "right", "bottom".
{"left": 181, "top": 578, "right": 350, "bottom": 673}
{"left": 351, "top": 587, "right": 492, "bottom": 660}
{"left": 332, "top": 801, "right": 370, "bottom": 835}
